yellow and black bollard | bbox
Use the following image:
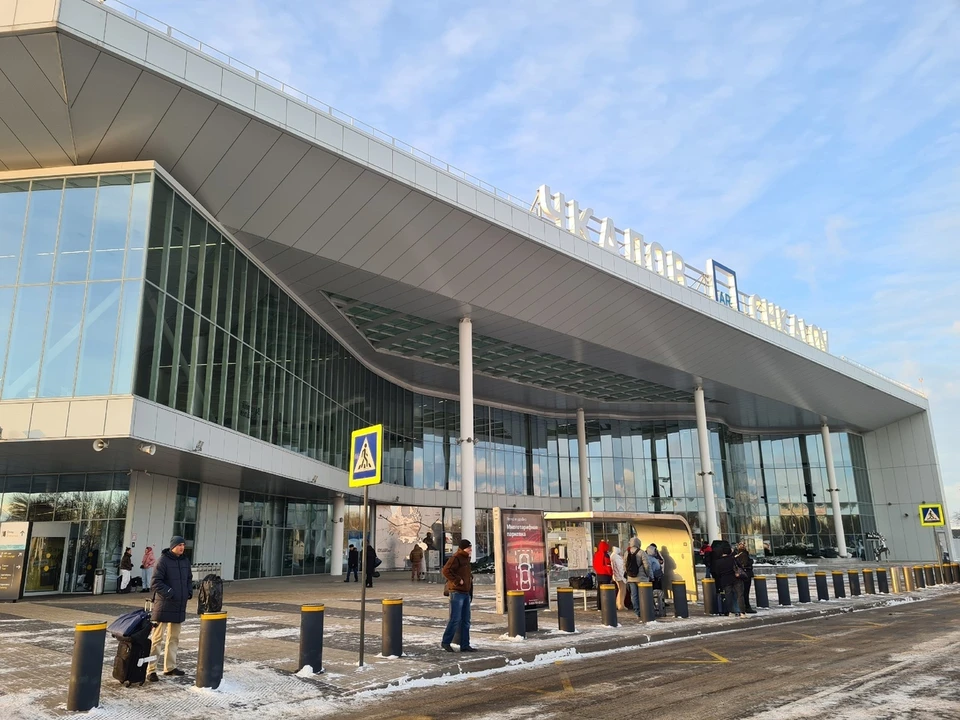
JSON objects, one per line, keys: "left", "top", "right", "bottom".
{"left": 862, "top": 569, "right": 876, "bottom": 595}
{"left": 832, "top": 570, "right": 846, "bottom": 598}
{"left": 933, "top": 565, "right": 943, "bottom": 585}
{"left": 507, "top": 590, "right": 526, "bottom": 638}
{"left": 672, "top": 581, "right": 689, "bottom": 618}
{"left": 952, "top": 563, "right": 960, "bottom": 584}
{"left": 776, "top": 574, "right": 791, "bottom": 606}
{"left": 924, "top": 564, "right": 936, "bottom": 586}
{"left": 702, "top": 578, "right": 718, "bottom": 615}
{"left": 196, "top": 612, "right": 227, "bottom": 690}
{"left": 381, "top": 599, "right": 402, "bottom": 657}
{"left": 298, "top": 604, "right": 324, "bottom": 674}
{"left": 638, "top": 581, "right": 655, "bottom": 622}
{"left": 599, "top": 584, "right": 618, "bottom": 627}
{"left": 754, "top": 576, "right": 769, "bottom": 608}
{"left": 815, "top": 571, "right": 829, "bottom": 601}
{"left": 796, "top": 573, "right": 811, "bottom": 603}
{"left": 67, "top": 621, "right": 107, "bottom": 712}
{"left": 847, "top": 570, "right": 862, "bottom": 596}
{"left": 557, "top": 588, "right": 576, "bottom": 632}
{"left": 904, "top": 566, "right": 916, "bottom": 591}
{"left": 877, "top": 568, "right": 890, "bottom": 594}
{"left": 914, "top": 565, "right": 926, "bottom": 589}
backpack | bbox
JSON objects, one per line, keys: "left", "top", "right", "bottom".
{"left": 648, "top": 554, "right": 663, "bottom": 581}
{"left": 625, "top": 550, "right": 640, "bottom": 577}
{"left": 197, "top": 574, "right": 223, "bottom": 615}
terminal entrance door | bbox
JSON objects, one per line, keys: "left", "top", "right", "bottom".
{"left": 23, "top": 522, "right": 71, "bottom": 595}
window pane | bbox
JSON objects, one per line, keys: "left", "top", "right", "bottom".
{"left": 175, "top": 308, "right": 196, "bottom": 413}
{"left": 90, "top": 175, "right": 132, "bottom": 280}
{"left": 38, "top": 283, "right": 85, "bottom": 398}
{"left": 76, "top": 282, "right": 122, "bottom": 396}
{"left": 20, "top": 179, "right": 63, "bottom": 285}
{"left": 145, "top": 180, "right": 173, "bottom": 287}
{"left": 183, "top": 209, "right": 205, "bottom": 310}
{"left": 54, "top": 177, "right": 97, "bottom": 282}
{"left": 0, "top": 287, "right": 14, "bottom": 391}
{"left": 0, "top": 182, "right": 28, "bottom": 286}
{"left": 124, "top": 174, "right": 152, "bottom": 279}
{"left": 112, "top": 280, "right": 143, "bottom": 394}
{"left": 134, "top": 283, "right": 160, "bottom": 399}
{"left": 155, "top": 292, "right": 178, "bottom": 404}
{"left": 165, "top": 196, "right": 189, "bottom": 300}
{"left": 3, "top": 285, "right": 51, "bottom": 399}
{"left": 199, "top": 225, "right": 219, "bottom": 320}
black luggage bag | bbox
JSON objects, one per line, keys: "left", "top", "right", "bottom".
{"left": 112, "top": 613, "right": 153, "bottom": 686}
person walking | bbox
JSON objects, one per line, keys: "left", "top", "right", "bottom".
{"left": 610, "top": 546, "right": 627, "bottom": 610}
{"left": 734, "top": 541, "right": 756, "bottom": 613}
{"left": 592, "top": 540, "right": 613, "bottom": 610}
{"left": 712, "top": 541, "right": 745, "bottom": 617}
{"left": 624, "top": 537, "right": 653, "bottom": 618}
{"left": 345, "top": 544, "right": 359, "bottom": 582}
{"left": 118, "top": 547, "right": 133, "bottom": 592}
{"left": 140, "top": 546, "right": 155, "bottom": 593}
{"left": 364, "top": 543, "right": 377, "bottom": 588}
{"left": 146, "top": 536, "right": 193, "bottom": 682}
{"left": 409, "top": 541, "right": 424, "bottom": 581}
{"left": 441, "top": 539, "right": 476, "bottom": 652}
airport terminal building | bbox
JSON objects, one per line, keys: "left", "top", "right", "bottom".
{"left": 0, "top": 0, "right": 948, "bottom": 594}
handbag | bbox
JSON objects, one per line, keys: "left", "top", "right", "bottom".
{"left": 734, "top": 562, "right": 746, "bottom": 579}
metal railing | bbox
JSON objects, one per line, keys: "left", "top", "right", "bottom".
{"left": 838, "top": 356, "right": 926, "bottom": 398}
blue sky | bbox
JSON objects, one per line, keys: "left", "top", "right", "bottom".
{"left": 120, "top": 0, "right": 960, "bottom": 523}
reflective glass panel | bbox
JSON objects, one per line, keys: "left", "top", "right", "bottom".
{"left": 3, "top": 285, "right": 51, "bottom": 399}
{"left": 54, "top": 177, "right": 97, "bottom": 282}
{"left": 90, "top": 175, "right": 132, "bottom": 280}
{"left": 20, "top": 179, "right": 63, "bottom": 285}
{"left": 37, "top": 283, "right": 85, "bottom": 398}
{"left": 76, "top": 282, "right": 122, "bottom": 396}
{"left": 0, "top": 182, "right": 28, "bottom": 286}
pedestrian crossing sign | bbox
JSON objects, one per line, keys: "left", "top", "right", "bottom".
{"left": 919, "top": 503, "right": 945, "bottom": 527}
{"left": 349, "top": 424, "right": 382, "bottom": 487}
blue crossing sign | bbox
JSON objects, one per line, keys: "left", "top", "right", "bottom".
{"left": 349, "top": 424, "right": 382, "bottom": 488}
{"left": 918, "top": 503, "right": 945, "bottom": 527}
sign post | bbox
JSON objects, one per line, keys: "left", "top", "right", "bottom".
{"left": 919, "top": 503, "right": 946, "bottom": 580}
{"left": 349, "top": 424, "right": 383, "bottom": 668}
{"left": 0, "top": 522, "right": 31, "bottom": 602}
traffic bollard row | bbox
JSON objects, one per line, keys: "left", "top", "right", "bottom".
{"left": 67, "top": 621, "right": 107, "bottom": 712}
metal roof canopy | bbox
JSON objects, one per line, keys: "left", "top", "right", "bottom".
{"left": 0, "top": 6, "right": 928, "bottom": 434}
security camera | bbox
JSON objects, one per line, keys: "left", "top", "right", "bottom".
{"left": 92, "top": 438, "right": 109, "bottom": 452}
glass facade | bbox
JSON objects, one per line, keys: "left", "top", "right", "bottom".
{"left": 235, "top": 491, "right": 330, "bottom": 579}
{"left": 0, "top": 472, "right": 129, "bottom": 592}
{"left": 172, "top": 479, "right": 200, "bottom": 562}
{"left": 0, "top": 174, "right": 151, "bottom": 399}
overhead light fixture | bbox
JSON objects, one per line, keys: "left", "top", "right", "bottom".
{"left": 194, "top": 441, "right": 204, "bottom": 452}
{"left": 138, "top": 443, "right": 157, "bottom": 455}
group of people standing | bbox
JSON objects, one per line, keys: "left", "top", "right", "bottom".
{"left": 593, "top": 538, "right": 666, "bottom": 618}
{"left": 118, "top": 545, "right": 157, "bottom": 592}
{"left": 701, "top": 540, "right": 756, "bottom": 617}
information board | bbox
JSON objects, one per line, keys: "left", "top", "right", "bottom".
{"left": 0, "top": 522, "right": 30, "bottom": 602}
{"left": 493, "top": 508, "right": 549, "bottom": 613}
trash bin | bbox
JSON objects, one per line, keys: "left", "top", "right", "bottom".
{"left": 93, "top": 569, "right": 106, "bottom": 595}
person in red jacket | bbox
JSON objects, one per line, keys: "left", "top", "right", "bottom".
{"left": 593, "top": 540, "right": 613, "bottom": 610}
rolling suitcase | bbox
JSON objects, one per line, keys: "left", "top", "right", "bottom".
{"left": 111, "top": 603, "right": 155, "bottom": 687}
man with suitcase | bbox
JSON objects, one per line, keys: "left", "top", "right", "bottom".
{"left": 146, "top": 535, "right": 193, "bottom": 683}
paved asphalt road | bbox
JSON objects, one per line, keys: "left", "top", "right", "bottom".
{"left": 335, "top": 593, "right": 960, "bottom": 720}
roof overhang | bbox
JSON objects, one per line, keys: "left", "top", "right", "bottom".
{"left": 0, "top": 1, "right": 928, "bottom": 433}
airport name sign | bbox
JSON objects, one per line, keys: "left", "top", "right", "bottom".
{"left": 532, "top": 185, "right": 829, "bottom": 353}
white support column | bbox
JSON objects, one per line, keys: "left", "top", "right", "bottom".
{"left": 695, "top": 386, "right": 720, "bottom": 542}
{"left": 577, "top": 408, "right": 591, "bottom": 511}
{"left": 330, "top": 494, "right": 345, "bottom": 577}
{"left": 821, "top": 423, "right": 848, "bottom": 557}
{"left": 459, "top": 318, "right": 476, "bottom": 548}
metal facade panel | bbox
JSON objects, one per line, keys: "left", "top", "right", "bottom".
{"left": 336, "top": 187, "right": 429, "bottom": 269}
{"left": 433, "top": 232, "right": 531, "bottom": 298}
{"left": 456, "top": 239, "right": 543, "bottom": 304}
{"left": 271, "top": 158, "right": 363, "bottom": 246}
{"left": 217, "top": 133, "right": 310, "bottom": 230}
{"left": 0, "top": 115, "right": 35, "bottom": 168}
{"left": 89, "top": 69, "right": 179, "bottom": 164}
{"left": 171, "top": 103, "right": 250, "bottom": 195}
{"left": 20, "top": 33, "right": 66, "bottom": 103}
{"left": 69, "top": 51, "right": 141, "bottom": 164}
{"left": 196, "top": 119, "right": 281, "bottom": 214}
{"left": 387, "top": 211, "right": 482, "bottom": 282}
{"left": 294, "top": 169, "right": 387, "bottom": 254}
{"left": 322, "top": 179, "right": 410, "bottom": 262}
{"left": 136, "top": 87, "right": 216, "bottom": 170}
{"left": 359, "top": 200, "right": 454, "bottom": 276}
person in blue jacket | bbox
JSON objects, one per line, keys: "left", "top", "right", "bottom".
{"left": 146, "top": 535, "right": 193, "bottom": 682}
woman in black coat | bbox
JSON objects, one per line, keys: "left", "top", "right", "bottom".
{"left": 734, "top": 542, "right": 756, "bottom": 613}
{"left": 712, "top": 542, "right": 745, "bottom": 617}
{"left": 365, "top": 544, "right": 377, "bottom": 588}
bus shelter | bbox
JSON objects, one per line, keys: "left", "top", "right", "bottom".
{"left": 544, "top": 511, "right": 698, "bottom": 603}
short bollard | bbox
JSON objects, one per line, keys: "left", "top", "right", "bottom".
{"left": 702, "top": 578, "right": 718, "bottom": 615}
{"left": 507, "top": 590, "right": 526, "bottom": 638}
{"left": 672, "top": 581, "right": 689, "bottom": 618}
{"left": 299, "top": 604, "right": 325, "bottom": 674}
{"left": 796, "top": 574, "right": 811, "bottom": 603}
{"left": 933, "top": 565, "right": 943, "bottom": 585}
{"left": 815, "top": 572, "right": 829, "bottom": 601}
{"left": 832, "top": 571, "right": 846, "bottom": 598}
{"left": 67, "top": 621, "right": 107, "bottom": 712}
{"left": 638, "top": 582, "right": 655, "bottom": 622}
{"left": 776, "top": 575, "right": 791, "bottom": 606}
{"left": 600, "top": 584, "right": 618, "bottom": 627}
{"left": 953, "top": 563, "right": 960, "bottom": 584}
{"left": 847, "top": 570, "right": 862, "bottom": 596}
{"left": 557, "top": 588, "right": 576, "bottom": 633}
{"left": 877, "top": 568, "right": 890, "bottom": 594}
{"left": 863, "top": 569, "right": 876, "bottom": 595}
{"left": 925, "top": 565, "right": 936, "bottom": 586}
{"left": 914, "top": 566, "right": 926, "bottom": 589}
{"left": 904, "top": 566, "right": 916, "bottom": 591}
{"left": 196, "top": 612, "right": 227, "bottom": 690}
{"left": 382, "top": 599, "right": 402, "bottom": 657}
{"left": 754, "top": 576, "right": 769, "bottom": 608}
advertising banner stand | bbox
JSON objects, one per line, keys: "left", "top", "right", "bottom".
{"left": 0, "top": 522, "right": 31, "bottom": 602}
{"left": 493, "top": 508, "right": 549, "bottom": 617}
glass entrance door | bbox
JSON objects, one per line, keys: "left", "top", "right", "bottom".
{"left": 24, "top": 536, "right": 66, "bottom": 593}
